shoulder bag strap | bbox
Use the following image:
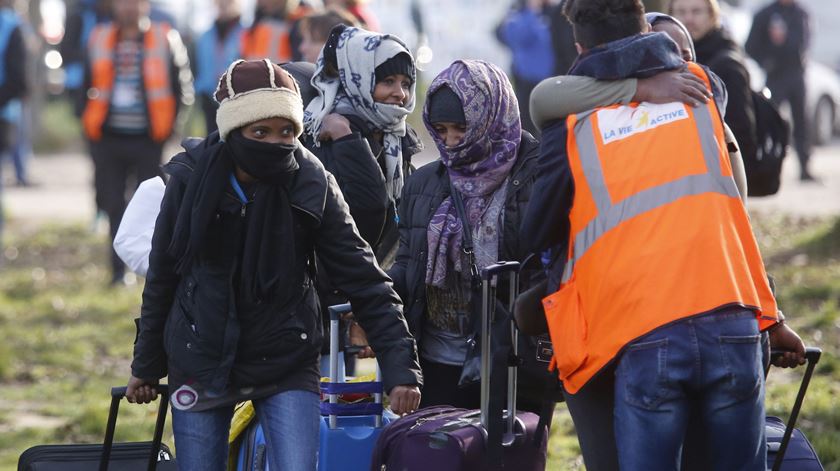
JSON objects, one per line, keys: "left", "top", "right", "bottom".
{"left": 449, "top": 188, "right": 480, "bottom": 287}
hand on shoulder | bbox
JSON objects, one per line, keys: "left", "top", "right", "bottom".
{"left": 319, "top": 113, "right": 353, "bottom": 142}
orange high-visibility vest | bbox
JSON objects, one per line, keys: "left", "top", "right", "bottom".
{"left": 82, "top": 23, "right": 176, "bottom": 143}
{"left": 241, "top": 6, "right": 311, "bottom": 63}
{"left": 542, "top": 62, "right": 778, "bottom": 394}
{"left": 241, "top": 20, "right": 292, "bottom": 63}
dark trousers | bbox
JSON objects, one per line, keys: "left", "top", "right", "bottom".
{"left": 90, "top": 134, "right": 163, "bottom": 281}
{"left": 418, "top": 357, "right": 548, "bottom": 415}
{"left": 419, "top": 357, "right": 481, "bottom": 410}
{"left": 767, "top": 72, "right": 811, "bottom": 175}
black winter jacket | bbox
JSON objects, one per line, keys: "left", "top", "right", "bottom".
{"left": 387, "top": 132, "right": 558, "bottom": 407}
{"left": 388, "top": 133, "right": 541, "bottom": 335}
{"left": 696, "top": 28, "right": 758, "bottom": 176}
{"left": 746, "top": 1, "right": 809, "bottom": 76}
{"left": 131, "top": 134, "right": 422, "bottom": 394}
{"left": 304, "top": 114, "right": 423, "bottom": 257}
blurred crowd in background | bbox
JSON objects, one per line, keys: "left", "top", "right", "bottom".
{"left": 0, "top": 0, "right": 839, "bottom": 281}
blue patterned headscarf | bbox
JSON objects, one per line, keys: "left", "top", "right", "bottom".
{"left": 304, "top": 27, "right": 416, "bottom": 201}
{"left": 423, "top": 60, "right": 521, "bottom": 288}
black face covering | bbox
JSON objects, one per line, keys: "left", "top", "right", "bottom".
{"left": 170, "top": 131, "right": 300, "bottom": 304}
{"left": 226, "top": 129, "right": 300, "bottom": 185}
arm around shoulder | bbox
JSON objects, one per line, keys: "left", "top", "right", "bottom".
{"left": 529, "top": 75, "right": 637, "bottom": 130}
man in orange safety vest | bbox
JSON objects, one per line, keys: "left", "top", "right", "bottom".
{"left": 522, "top": 0, "right": 797, "bottom": 469}
{"left": 82, "top": 0, "right": 191, "bottom": 284}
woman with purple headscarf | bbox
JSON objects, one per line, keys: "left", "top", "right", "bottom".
{"left": 387, "top": 59, "right": 561, "bottom": 411}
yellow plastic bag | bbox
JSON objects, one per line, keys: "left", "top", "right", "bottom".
{"left": 227, "top": 401, "right": 256, "bottom": 470}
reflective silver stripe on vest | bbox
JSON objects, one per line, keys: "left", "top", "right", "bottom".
{"left": 144, "top": 25, "right": 174, "bottom": 100}
{"left": 88, "top": 27, "right": 111, "bottom": 62}
{"left": 573, "top": 110, "right": 611, "bottom": 213}
{"left": 561, "top": 103, "right": 740, "bottom": 283}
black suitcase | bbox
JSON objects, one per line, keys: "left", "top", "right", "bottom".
{"left": 371, "top": 261, "right": 549, "bottom": 470}
{"left": 766, "top": 347, "right": 824, "bottom": 471}
{"left": 18, "top": 385, "right": 176, "bottom": 471}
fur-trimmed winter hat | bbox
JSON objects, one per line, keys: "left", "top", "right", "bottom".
{"left": 214, "top": 59, "right": 304, "bottom": 140}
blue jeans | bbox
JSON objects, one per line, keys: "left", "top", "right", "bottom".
{"left": 614, "top": 308, "right": 766, "bottom": 471}
{"left": 171, "top": 389, "right": 320, "bottom": 471}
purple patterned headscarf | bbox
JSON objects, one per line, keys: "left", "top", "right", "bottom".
{"left": 424, "top": 60, "right": 522, "bottom": 287}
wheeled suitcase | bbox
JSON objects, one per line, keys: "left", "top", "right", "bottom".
{"left": 319, "top": 303, "right": 391, "bottom": 471}
{"left": 766, "top": 347, "right": 824, "bottom": 471}
{"left": 18, "top": 385, "right": 176, "bottom": 471}
{"left": 235, "top": 416, "right": 269, "bottom": 471}
{"left": 371, "top": 261, "right": 549, "bottom": 471}
{"left": 235, "top": 303, "right": 390, "bottom": 471}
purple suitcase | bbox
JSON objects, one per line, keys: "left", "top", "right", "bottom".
{"left": 371, "top": 261, "right": 549, "bottom": 471}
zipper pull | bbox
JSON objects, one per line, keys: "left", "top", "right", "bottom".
{"left": 241, "top": 204, "right": 246, "bottom": 217}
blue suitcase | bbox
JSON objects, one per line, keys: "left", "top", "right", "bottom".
{"left": 236, "top": 418, "right": 269, "bottom": 471}
{"left": 235, "top": 304, "right": 389, "bottom": 471}
{"left": 318, "top": 303, "right": 391, "bottom": 471}
{"left": 766, "top": 347, "right": 824, "bottom": 471}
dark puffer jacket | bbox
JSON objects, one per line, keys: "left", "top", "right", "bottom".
{"left": 387, "top": 132, "right": 560, "bottom": 407}
{"left": 304, "top": 114, "right": 423, "bottom": 257}
{"left": 131, "top": 134, "right": 422, "bottom": 394}
{"left": 696, "top": 27, "right": 757, "bottom": 179}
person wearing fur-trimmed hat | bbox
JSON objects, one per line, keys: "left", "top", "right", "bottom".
{"left": 124, "top": 59, "right": 422, "bottom": 471}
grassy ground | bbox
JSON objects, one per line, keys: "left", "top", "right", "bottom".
{"left": 0, "top": 213, "right": 837, "bottom": 470}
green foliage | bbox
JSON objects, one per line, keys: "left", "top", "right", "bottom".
{"left": 1, "top": 215, "right": 838, "bottom": 470}
{"left": 0, "top": 224, "right": 172, "bottom": 469}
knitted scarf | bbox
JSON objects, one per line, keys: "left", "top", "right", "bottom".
{"left": 304, "top": 26, "right": 416, "bottom": 201}
{"left": 424, "top": 60, "right": 521, "bottom": 288}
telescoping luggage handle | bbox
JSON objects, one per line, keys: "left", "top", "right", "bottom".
{"left": 770, "top": 347, "right": 821, "bottom": 471}
{"left": 101, "top": 384, "right": 170, "bottom": 471}
{"left": 479, "top": 261, "right": 521, "bottom": 447}
{"left": 324, "top": 303, "right": 383, "bottom": 430}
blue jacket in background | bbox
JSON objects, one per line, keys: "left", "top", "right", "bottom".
{"left": 194, "top": 22, "right": 244, "bottom": 97}
{"left": 498, "top": 8, "right": 555, "bottom": 83}
{"left": 0, "top": 7, "right": 24, "bottom": 122}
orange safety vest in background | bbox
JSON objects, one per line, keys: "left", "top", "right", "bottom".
{"left": 241, "top": 6, "right": 311, "bottom": 63}
{"left": 241, "top": 20, "right": 290, "bottom": 63}
{"left": 542, "top": 62, "right": 778, "bottom": 394}
{"left": 82, "top": 23, "right": 176, "bottom": 143}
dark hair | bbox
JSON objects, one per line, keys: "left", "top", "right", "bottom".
{"left": 563, "top": 0, "right": 646, "bottom": 49}
{"left": 300, "top": 7, "right": 359, "bottom": 42}
{"left": 321, "top": 24, "right": 348, "bottom": 78}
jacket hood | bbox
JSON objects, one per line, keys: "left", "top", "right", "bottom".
{"left": 166, "top": 132, "right": 329, "bottom": 224}
{"left": 570, "top": 32, "right": 685, "bottom": 80}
